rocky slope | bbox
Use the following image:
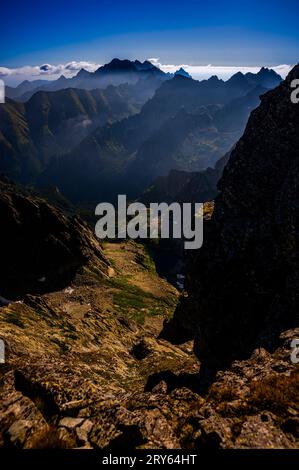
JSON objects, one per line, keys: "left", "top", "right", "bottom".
{"left": 0, "top": 238, "right": 200, "bottom": 448}
{"left": 162, "top": 64, "right": 299, "bottom": 373}
{"left": 0, "top": 232, "right": 297, "bottom": 449}
{"left": 0, "top": 179, "right": 109, "bottom": 298}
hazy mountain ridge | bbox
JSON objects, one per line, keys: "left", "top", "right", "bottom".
{"left": 141, "top": 151, "right": 231, "bottom": 204}
{"left": 39, "top": 67, "right": 281, "bottom": 201}
{"left": 0, "top": 86, "right": 140, "bottom": 183}
{"left": 0, "top": 61, "right": 282, "bottom": 201}
{"left": 6, "top": 59, "right": 167, "bottom": 102}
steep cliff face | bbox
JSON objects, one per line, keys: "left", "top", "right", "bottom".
{"left": 0, "top": 180, "right": 109, "bottom": 298}
{"left": 162, "top": 64, "right": 299, "bottom": 370}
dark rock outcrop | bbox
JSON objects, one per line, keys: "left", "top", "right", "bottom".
{"left": 162, "top": 64, "right": 299, "bottom": 370}
{"left": 0, "top": 179, "right": 109, "bottom": 297}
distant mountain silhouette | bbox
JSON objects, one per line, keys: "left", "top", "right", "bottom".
{"left": 6, "top": 59, "right": 167, "bottom": 102}
{"left": 214, "top": 85, "right": 267, "bottom": 131}
{"left": 226, "top": 67, "right": 282, "bottom": 96}
{"left": 174, "top": 68, "right": 192, "bottom": 79}
{"left": 5, "top": 79, "right": 49, "bottom": 100}
{"left": 245, "top": 66, "right": 283, "bottom": 88}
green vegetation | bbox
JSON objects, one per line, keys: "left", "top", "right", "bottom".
{"left": 82, "top": 264, "right": 106, "bottom": 281}
{"left": 107, "top": 275, "right": 176, "bottom": 324}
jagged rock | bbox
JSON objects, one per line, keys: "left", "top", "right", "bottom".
{"left": 151, "top": 380, "right": 168, "bottom": 394}
{"left": 59, "top": 417, "right": 84, "bottom": 430}
{"left": 76, "top": 419, "right": 94, "bottom": 444}
{"left": 234, "top": 413, "right": 294, "bottom": 448}
{"left": 77, "top": 408, "right": 92, "bottom": 418}
{"left": 7, "top": 420, "right": 32, "bottom": 446}
{"left": 197, "top": 413, "right": 233, "bottom": 448}
{"left": 1, "top": 328, "right": 298, "bottom": 448}
{"left": 56, "top": 427, "right": 77, "bottom": 448}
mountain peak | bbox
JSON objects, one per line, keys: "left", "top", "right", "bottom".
{"left": 257, "top": 67, "right": 282, "bottom": 80}
{"left": 258, "top": 66, "right": 275, "bottom": 75}
{"left": 105, "top": 58, "right": 136, "bottom": 71}
{"left": 174, "top": 68, "right": 192, "bottom": 79}
{"left": 134, "top": 60, "right": 156, "bottom": 71}
{"left": 226, "top": 71, "right": 249, "bottom": 89}
{"left": 76, "top": 68, "right": 91, "bottom": 79}
{"left": 94, "top": 58, "right": 157, "bottom": 75}
{"left": 245, "top": 67, "right": 282, "bottom": 88}
{"left": 207, "top": 75, "right": 220, "bottom": 82}
{"left": 227, "top": 71, "right": 245, "bottom": 82}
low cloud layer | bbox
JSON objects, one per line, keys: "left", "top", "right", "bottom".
{"left": 149, "top": 58, "right": 293, "bottom": 81}
{"left": 0, "top": 61, "right": 101, "bottom": 85}
{"left": 0, "top": 59, "right": 293, "bottom": 86}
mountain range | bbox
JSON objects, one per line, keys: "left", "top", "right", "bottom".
{"left": 0, "top": 86, "right": 140, "bottom": 183}
{"left": 39, "top": 67, "right": 281, "bottom": 201}
{"left": 0, "top": 60, "right": 282, "bottom": 202}
{"left": 5, "top": 59, "right": 167, "bottom": 102}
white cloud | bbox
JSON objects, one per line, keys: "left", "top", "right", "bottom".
{"left": 148, "top": 58, "right": 293, "bottom": 80}
{"left": 0, "top": 61, "right": 101, "bottom": 85}
{"left": 0, "top": 79, "right": 4, "bottom": 103}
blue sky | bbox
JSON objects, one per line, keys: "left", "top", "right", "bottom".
{"left": 1, "top": 0, "right": 298, "bottom": 84}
